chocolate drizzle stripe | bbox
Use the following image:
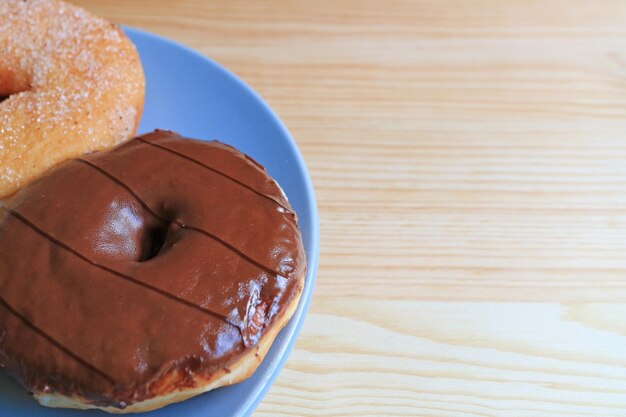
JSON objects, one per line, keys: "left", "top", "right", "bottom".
{"left": 136, "top": 137, "right": 295, "bottom": 217}
{"left": 76, "top": 158, "right": 284, "bottom": 278}
{"left": 0, "top": 293, "right": 116, "bottom": 385}
{"left": 3, "top": 208, "right": 242, "bottom": 333}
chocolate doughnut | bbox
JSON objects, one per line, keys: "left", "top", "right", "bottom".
{"left": 0, "top": 130, "right": 306, "bottom": 413}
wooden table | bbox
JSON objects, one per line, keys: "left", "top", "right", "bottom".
{"left": 77, "top": 1, "right": 626, "bottom": 415}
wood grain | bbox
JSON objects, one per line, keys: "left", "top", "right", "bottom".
{"left": 75, "top": 1, "right": 626, "bottom": 415}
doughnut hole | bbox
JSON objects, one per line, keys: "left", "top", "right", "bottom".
{"left": 137, "top": 203, "right": 186, "bottom": 262}
{"left": 0, "top": 64, "right": 31, "bottom": 106}
{"left": 0, "top": 65, "right": 31, "bottom": 96}
{"left": 94, "top": 200, "right": 180, "bottom": 263}
{"left": 139, "top": 220, "right": 175, "bottom": 262}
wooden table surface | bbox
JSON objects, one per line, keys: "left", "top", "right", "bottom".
{"left": 77, "top": 1, "right": 626, "bottom": 415}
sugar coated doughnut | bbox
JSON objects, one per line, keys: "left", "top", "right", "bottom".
{"left": 0, "top": 0, "right": 145, "bottom": 198}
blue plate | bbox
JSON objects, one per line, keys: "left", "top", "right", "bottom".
{"left": 0, "top": 27, "right": 319, "bottom": 417}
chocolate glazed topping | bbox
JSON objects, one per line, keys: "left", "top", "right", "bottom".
{"left": 0, "top": 130, "right": 306, "bottom": 407}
